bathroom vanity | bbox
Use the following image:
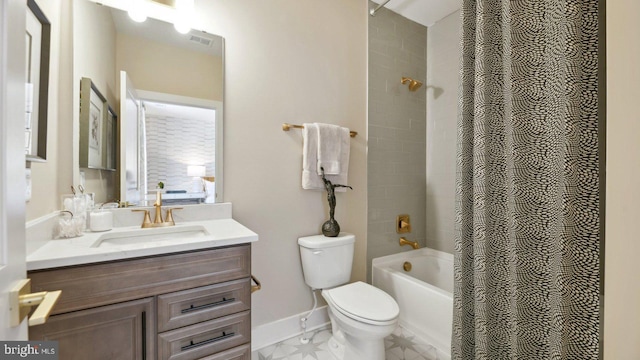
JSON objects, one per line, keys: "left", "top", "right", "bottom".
{"left": 25, "top": 203, "right": 257, "bottom": 360}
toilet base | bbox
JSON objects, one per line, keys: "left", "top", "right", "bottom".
{"left": 324, "top": 306, "right": 394, "bottom": 360}
{"left": 326, "top": 330, "right": 386, "bottom": 360}
{"left": 327, "top": 334, "right": 345, "bottom": 360}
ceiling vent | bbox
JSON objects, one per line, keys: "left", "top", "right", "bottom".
{"left": 189, "top": 34, "right": 214, "bottom": 47}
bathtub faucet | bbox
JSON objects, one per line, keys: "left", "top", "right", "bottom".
{"left": 399, "top": 237, "right": 420, "bottom": 250}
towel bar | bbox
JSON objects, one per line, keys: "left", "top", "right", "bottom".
{"left": 251, "top": 275, "right": 261, "bottom": 293}
{"left": 282, "top": 123, "right": 357, "bottom": 138}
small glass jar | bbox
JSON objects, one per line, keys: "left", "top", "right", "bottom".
{"left": 90, "top": 203, "right": 118, "bottom": 232}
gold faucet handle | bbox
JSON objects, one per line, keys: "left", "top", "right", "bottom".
{"left": 132, "top": 209, "right": 152, "bottom": 227}
{"left": 165, "top": 207, "right": 183, "bottom": 224}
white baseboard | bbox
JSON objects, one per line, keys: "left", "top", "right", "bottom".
{"left": 251, "top": 306, "right": 330, "bottom": 352}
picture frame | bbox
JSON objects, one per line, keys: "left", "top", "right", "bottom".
{"left": 104, "top": 105, "right": 117, "bottom": 170}
{"left": 79, "top": 77, "right": 116, "bottom": 170}
{"left": 25, "top": 0, "right": 51, "bottom": 162}
{"left": 89, "top": 90, "right": 102, "bottom": 151}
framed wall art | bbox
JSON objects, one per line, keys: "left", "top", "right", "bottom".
{"left": 104, "top": 105, "right": 117, "bottom": 171}
{"left": 25, "top": 0, "right": 51, "bottom": 162}
{"left": 79, "top": 77, "right": 115, "bottom": 170}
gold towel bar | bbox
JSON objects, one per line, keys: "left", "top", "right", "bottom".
{"left": 251, "top": 275, "right": 262, "bottom": 293}
{"left": 282, "top": 123, "right": 357, "bottom": 138}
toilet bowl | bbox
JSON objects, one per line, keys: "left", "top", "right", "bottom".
{"left": 322, "top": 281, "right": 399, "bottom": 360}
{"left": 298, "top": 234, "right": 400, "bottom": 360}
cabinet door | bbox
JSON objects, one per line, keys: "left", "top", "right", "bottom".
{"left": 29, "top": 298, "right": 155, "bottom": 360}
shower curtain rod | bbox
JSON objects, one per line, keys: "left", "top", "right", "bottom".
{"left": 369, "top": 0, "right": 392, "bottom": 16}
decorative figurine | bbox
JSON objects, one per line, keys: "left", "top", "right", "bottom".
{"left": 320, "top": 167, "right": 352, "bottom": 237}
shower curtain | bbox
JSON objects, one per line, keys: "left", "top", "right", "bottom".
{"left": 453, "top": 1, "right": 600, "bottom": 359}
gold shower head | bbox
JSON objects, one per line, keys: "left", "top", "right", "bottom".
{"left": 401, "top": 77, "right": 423, "bottom": 92}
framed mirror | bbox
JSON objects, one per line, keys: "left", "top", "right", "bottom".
{"left": 74, "top": 0, "right": 224, "bottom": 205}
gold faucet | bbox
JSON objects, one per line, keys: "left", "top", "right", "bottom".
{"left": 399, "top": 237, "right": 420, "bottom": 249}
{"left": 132, "top": 191, "right": 182, "bottom": 228}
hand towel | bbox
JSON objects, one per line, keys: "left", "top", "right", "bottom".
{"left": 316, "top": 123, "right": 344, "bottom": 175}
{"left": 302, "top": 123, "right": 350, "bottom": 191}
{"left": 302, "top": 123, "right": 323, "bottom": 190}
{"left": 330, "top": 126, "right": 351, "bottom": 192}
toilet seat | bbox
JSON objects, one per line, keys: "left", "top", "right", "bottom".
{"left": 323, "top": 281, "right": 399, "bottom": 326}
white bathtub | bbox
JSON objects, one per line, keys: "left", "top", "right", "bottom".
{"left": 372, "top": 248, "right": 453, "bottom": 358}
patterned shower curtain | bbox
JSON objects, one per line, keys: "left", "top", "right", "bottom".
{"left": 453, "top": 1, "right": 600, "bottom": 359}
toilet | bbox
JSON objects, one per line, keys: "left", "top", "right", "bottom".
{"left": 298, "top": 233, "right": 399, "bottom": 360}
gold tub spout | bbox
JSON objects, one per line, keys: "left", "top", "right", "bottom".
{"left": 399, "top": 237, "right": 420, "bottom": 249}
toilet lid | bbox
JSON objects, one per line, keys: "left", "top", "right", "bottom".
{"left": 324, "top": 282, "right": 399, "bottom": 324}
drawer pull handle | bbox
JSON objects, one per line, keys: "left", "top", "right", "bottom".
{"left": 180, "top": 331, "right": 235, "bottom": 351}
{"left": 181, "top": 297, "right": 235, "bottom": 314}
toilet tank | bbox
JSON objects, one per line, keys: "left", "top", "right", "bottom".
{"left": 298, "top": 233, "right": 355, "bottom": 289}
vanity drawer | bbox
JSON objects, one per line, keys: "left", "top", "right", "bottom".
{"left": 157, "top": 310, "right": 250, "bottom": 360}
{"left": 28, "top": 245, "right": 250, "bottom": 315}
{"left": 157, "top": 278, "right": 250, "bottom": 332}
{"left": 199, "top": 344, "right": 250, "bottom": 360}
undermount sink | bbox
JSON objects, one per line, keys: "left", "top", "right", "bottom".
{"left": 92, "top": 225, "right": 209, "bottom": 248}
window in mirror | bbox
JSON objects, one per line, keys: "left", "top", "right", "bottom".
{"left": 142, "top": 98, "right": 217, "bottom": 204}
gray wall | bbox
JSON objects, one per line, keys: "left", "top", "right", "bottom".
{"left": 367, "top": 3, "right": 427, "bottom": 280}
{"left": 425, "top": 10, "right": 460, "bottom": 254}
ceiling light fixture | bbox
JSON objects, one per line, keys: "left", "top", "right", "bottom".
{"left": 128, "top": 0, "right": 147, "bottom": 23}
{"left": 173, "top": 0, "right": 194, "bottom": 34}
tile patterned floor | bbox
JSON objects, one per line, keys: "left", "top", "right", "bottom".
{"left": 253, "top": 325, "right": 443, "bottom": 360}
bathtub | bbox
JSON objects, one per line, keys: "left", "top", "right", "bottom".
{"left": 372, "top": 248, "right": 453, "bottom": 358}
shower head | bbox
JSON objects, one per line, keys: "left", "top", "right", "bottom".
{"left": 401, "top": 77, "right": 423, "bottom": 92}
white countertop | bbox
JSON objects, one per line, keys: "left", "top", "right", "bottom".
{"left": 26, "top": 204, "right": 258, "bottom": 271}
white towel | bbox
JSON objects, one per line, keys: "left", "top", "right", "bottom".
{"left": 316, "top": 123, "right": 343, "bottom": 175}
{"left": 302, "top": 123, "right": 323, "bottom": 190}
{"left": 302, "top": 123, "right": 350, "bottom": 191}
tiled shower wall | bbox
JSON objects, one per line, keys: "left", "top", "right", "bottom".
{"left": 367, "top": 3, "right": 427, "bottom": 280}
{"left": 145, "top": 113, "right": 215, "bottom": 192}
{"left": 425, "top": 11, "right": 460, "bottom": 254}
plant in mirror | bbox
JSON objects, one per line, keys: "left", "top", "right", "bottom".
{"left": 73, "top": 0, "right": 223, "bottom": 206}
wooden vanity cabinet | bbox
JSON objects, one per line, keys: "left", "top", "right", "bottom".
{"left": 28, "top": 244, "right": 252, "bottom": 360}
{"left": 29, "top": 297, "right": 155, "bottom": 359}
